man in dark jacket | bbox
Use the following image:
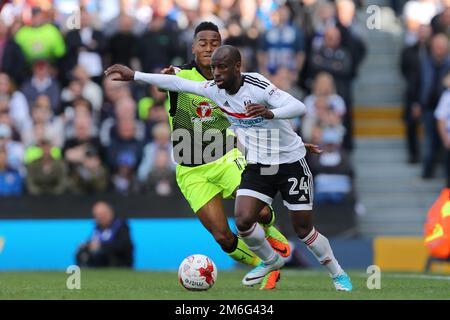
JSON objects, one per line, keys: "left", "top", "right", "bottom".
{"left": 0, "top": 19, "right": 26, "bottom": 86}
{"left": 76, "top": 201, "right": 134, "bottom": 268}
{"left": 400, "top": 24, "right": 431, "bottom": 163}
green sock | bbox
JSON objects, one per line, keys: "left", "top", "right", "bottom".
{"left": 227, "top": 237, "right": 261, "bottom": 267}
{"left": 260, "top": 205, "right": 276, "bottom": 230}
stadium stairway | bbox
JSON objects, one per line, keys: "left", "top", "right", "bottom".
{"left": 353, "top": 134, "right": 445, "bottom": 237}
{"left": 351, "top": 4, "right": 445, "bottom": 237}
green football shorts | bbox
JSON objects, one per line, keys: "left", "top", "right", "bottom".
{"left": 176, "top": 148, "right": 246, "bottom": 213}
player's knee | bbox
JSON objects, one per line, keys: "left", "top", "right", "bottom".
{"left": 235, "top": 214, "right": 255, "bottom": 233}
{"left": 213, "top": 231, "right": 235, "bottom": 251}
{"left": 293, "top": 222, "right": 314, "bottom": 239}
{"left": 257, "top": 206, "right": 272, "bottom": 224}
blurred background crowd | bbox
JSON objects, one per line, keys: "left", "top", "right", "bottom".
{"left": 0, "top": 0, "right": 447, "bottom": 203}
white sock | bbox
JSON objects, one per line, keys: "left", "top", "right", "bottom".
{"left": 300, "top": 227, "right": 343, "bottom": 277}
{"left": 238, "top": 223, "right": 276, "bottom": 264}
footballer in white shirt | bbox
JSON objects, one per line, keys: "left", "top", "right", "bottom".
{"left": 105, "top": 45, "right": 352, "bottom": 291}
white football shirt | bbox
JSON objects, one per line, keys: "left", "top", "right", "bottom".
{"left": 135, "top": 71, "right": 307, "bottom": 164}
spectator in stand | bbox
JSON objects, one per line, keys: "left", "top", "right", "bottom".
{"left": 69, "top": 146, "right": 109, "bottom": 194}
{"left": 100, "top": 76, "right": 132, "bottom": 123}
{"left": 335, "top": 0, "right": 367, "bottom": 80}
{"left": 304, "top": 96, "right": 346, "bottom": 146}
{"left": 434, "top": 72, "right": 450, "bottom": 188}
{"left": 60, "top": 77, "right": 84, "bottom": 115}
{"left": 63, "top": 8, "right": 107, "bottom": 84}
{"left": 100, "top": 96, "right": 146, "bottom": 148}
{"left": 70, "top": 65, "right": 103, "bottom": 116}
{"left": 0, "top": 73, "right": 32, "bottom": 135}
{"left": 106, "top": 116, "right": 144, "bottom": 171}
{"left": 138, "top": 85, "right": 170, "bottom": 140}
{"left": 308, "top": 127, "right": 354, "bottom": 204}
{"left": 304, "top": 72, "right": 346, "bottom": 118}
{"left": 62, "top": 98, "right": 97, "bottom": 140}
{"left": 0, "top": 146, "right": 23, "bottom": 196}
{"left": 0, "top": 123, "right": 24, "bottom": 174}
{"left": 138, "top": 122, "right": 175, "bottom": 185}
{"left": 0, "top": 18, "right": 26, "bottom": 86}
{"left": 20, "top": 59, "right": 61, "bottom": 114}
{"left": 291, "top": 0, "right": 333, "bottom": 48}
{"left": 335, "top": 0, "right": 366, "bottom": 151}
{"left": 403, "top": 0, "right": 439, "bottom": 45}
{"left": 76, "top": 201, "right": 134, "bottom": 268}
{"left": 224, "top": 18, "right": 260, "bottom": 72}
{"left": 195, "top": 0, "right": 225, "bottom": 29}
{"left": 301, "top": 73, "right": 346, "bottom": 140}
{"left": 400, "top": 24, "right": 432, "bottom": 164}
{"left": 147, "top": 147, "right": 177, "bottom": 196}
{"left": 307, "top": 26, "right": 354, "bottom": 150}
{"left": 257, "top": 4, "right": 305, "bottom": 81}
{"left": 216, "top": 0, "right": 239, "bottom": 27}
{"left": 107, "top": 14, "right": 138, "bottom": 67}
{"left": 417, "top": 33, "right": 450, "bottom": 178}
{"left": 137, "top": 11, "right": 182, "bottom": 73}
{"left": 14, "top": 7, "right": 65, "bottom": 65}
{"left": 112, "top": 150, "right": 140, "bottom": 195}
{"left": 270, "top": 66, "right": 304, "bottom": 101}
{"left": 26, "top": 139, "right": 66, "bottom": 195}
{"left": 63, "top": 115, "right": 102, "bottom": 173}
{"left": 21, "top": 94, "right": 64, "bottom": 148}
{"left": 0, "top": 95, "right": 21, "bottom": 140}
{"left": 255, "top": 0, "right": 279, "bottom": 30}
{"left": 430, "top": 6, "right": 450, "bottom": 36}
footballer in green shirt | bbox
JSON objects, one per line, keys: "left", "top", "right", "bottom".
{"left": 161, "top": 22, "right": 291, "bottom": 268}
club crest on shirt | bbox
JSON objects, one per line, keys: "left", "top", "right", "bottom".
{"left": 191, "top": 101, "right": 216, "bottom": 123}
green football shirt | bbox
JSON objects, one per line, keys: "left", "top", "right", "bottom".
{"left": 168, "top": 61, "right": 234, "bottom": 166}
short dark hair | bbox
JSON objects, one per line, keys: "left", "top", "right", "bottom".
{"left": 218, "top": 45, "right": 241, "bottom": 64}
{"left": 194, "top": 21, "right": 219, "bottom": 37}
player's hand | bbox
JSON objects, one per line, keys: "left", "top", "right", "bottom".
{"left": 104, "top": 64, "right": 135, "bottom": 81}
{"left": 304, "top": 143, "right": 323, "bottom": 154}
{"left": 160, "top": 65, "right": 179, "bottom": 75}
{"left": 245, "top": 103, "right": 274, "bottom": 119}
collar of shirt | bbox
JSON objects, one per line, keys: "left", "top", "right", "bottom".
{"left": 31, "top": 76, "right": 52, "bottom": 92}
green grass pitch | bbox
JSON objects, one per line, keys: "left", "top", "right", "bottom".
{"left": 0, "top": 269, "right": 449, "bottom": 300}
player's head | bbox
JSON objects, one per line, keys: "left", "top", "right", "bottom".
{"left": 211, "top": 45, "right": 241, "bottom": 90}
{"left": 193, "top": 22, "right": 221, "bottom": 68}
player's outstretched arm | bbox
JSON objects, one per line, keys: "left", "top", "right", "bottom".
{"left": 105, "top": 64, "right": 209, "bottom": 98}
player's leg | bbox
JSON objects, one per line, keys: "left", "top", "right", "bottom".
{"left": 281, "top": 158, "right": 352, "bottom": 291}
{"left": 223, "top": 149, "right": 290, "bottom": 258}
{"left": 177, "top": 163, "right": 260, "bottom": 267}
{"left": 258, "top": 205, "right": 291, "bottom": 257}
{"left": 235, "top": 195, "right": 284, "bottom": 285}
{"left": 196, "top": 194, "right": 260, "bottom": 267}
{"left": 289, "top": 210, "right": 351, "bottom": 291}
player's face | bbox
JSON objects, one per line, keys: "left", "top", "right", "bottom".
{"left": 193, "top": 31, "right": 221, "bottom": 68}
{"left": 211, "top": 55, "right": 240, "bottom": 90}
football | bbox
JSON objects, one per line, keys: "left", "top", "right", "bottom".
{"left": 178, "top": 254, "right": 217, "bottom": 291}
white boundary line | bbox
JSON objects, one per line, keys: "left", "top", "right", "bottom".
{"left": 282, "top": 270, "right": 450, "bottom": 281}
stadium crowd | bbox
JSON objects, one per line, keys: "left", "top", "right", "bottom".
{"left": 0, "top": 0, "right": 368, "bottom": 202}
{"left": 400, "top": 0, "right": 450, "bottom": 187}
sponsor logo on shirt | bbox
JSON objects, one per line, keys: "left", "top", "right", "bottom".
{"left": 229, "top": 116, "right": 264, "bottom": 128}
{"left": 191, "top": 101, "right": 216, "bottom": 123}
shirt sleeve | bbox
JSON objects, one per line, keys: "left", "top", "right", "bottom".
{"left": 134, "top": 71, "right": 214, "bottom": 100}
{"left": 261, "top": 78, "right": 306, "bottom": 119}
